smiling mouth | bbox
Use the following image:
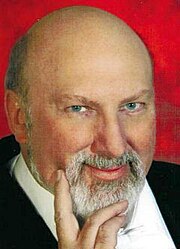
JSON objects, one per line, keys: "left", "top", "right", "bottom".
{"left": 84, "top": 164, "right": 129, "bottom": 181}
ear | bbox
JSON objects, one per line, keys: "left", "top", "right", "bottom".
{"left": 5, "top": 90, "right": 27, "bottom": 144}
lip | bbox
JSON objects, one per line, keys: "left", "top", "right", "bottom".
{"left": 85, "top": 164, "right": 128, "bottom": 181}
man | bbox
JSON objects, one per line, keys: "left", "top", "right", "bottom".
{"left": 0, "top": 5, "right": 179, "bottom": 249}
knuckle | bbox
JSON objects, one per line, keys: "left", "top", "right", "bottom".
{"left": 77, "top": 241, "right": 93, "bottom": 249}
{"left": 99, "top": 223, "right": 108, "bottom": 233}
{"left": 96, "top": 228, "right": 117, "bottom": 249}
{"left": 54, "top": 211, "right": 64, "bottom": 223}
{"left": 95, "top": 218, "right": 122, "bottom": 248}
{"left": 113, "top": 216, "right": 126, "bottom": 229}
{"left": 98, "top": 224, "right": 111, "bottom": 241}
{"left": 96, "top": 232, "right": 117, "bottom": 249}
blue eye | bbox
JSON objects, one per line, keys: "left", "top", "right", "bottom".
{"left": 125, "top": 103, "right": 138, "bottom": 110}
{"left": 69, "top": 105, "right": 87, "bottom": 113}
{"left": 122, "top": 102, "right": 143, "bottom": 113}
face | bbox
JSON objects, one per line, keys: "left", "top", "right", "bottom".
{"left": 20, "top": 24, "right": 156, "bottom": 219}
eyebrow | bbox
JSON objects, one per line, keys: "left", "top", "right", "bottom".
{"left": 54, "top": 89, "right": 153, "bottom": 107}
{"left": 119, "top": 89, "right": 154, "bottom": 104}
{"left": 54, "top": 94, "right": 101, "bottom": 108}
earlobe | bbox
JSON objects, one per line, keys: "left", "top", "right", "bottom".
{"left": 5, "top": 90, "right": 27, "bottom": 143}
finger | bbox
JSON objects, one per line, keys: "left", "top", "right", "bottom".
{"left": 79, "top": 200, "right": 128, "bottom": 247}
{"left": 54, "top": 170, "right": 79, "bottom": 248}
{"left": 95, "top": 215, "right": 126, "bottom": 249}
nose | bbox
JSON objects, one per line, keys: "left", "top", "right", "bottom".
{"left": 91, "top": 114, "right": 127, "bottom": 158}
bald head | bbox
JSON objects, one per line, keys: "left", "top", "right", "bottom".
{"left": 5, "top": 6, "right": 152, "bottom": 100}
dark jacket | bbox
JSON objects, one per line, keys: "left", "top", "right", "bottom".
{"left": 0, "top": 135, "right": 179, "bottom": 249}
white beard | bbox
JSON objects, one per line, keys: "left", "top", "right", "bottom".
{"left": 65, "top": 151, "right": 145, "bottom": 221}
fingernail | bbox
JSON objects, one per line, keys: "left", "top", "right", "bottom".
{"left": 56, "top": 170, "right": 62, "bottom": 182}
{"left": 120, "top": 200, "right": 128, "bottom": 206}
{"left": 118, "top": 227, "right": 125, "bottom": 233}
{"left": 118, "top": 213, "right": 126, "bottom": 217}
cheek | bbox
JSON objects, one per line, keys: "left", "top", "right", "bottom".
{"left": 125, "top": 114, "right": 156, "bottom": 171}
{"left": 30, "top": 113, "right": 94, "bottom": 165}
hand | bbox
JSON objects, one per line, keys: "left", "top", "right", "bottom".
{"left": 54, "top": 170, "right": 128, "bottom": 249}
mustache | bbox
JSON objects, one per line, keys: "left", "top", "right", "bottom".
{"left": 73, "top": 151, "right": 141, "bottom": 170}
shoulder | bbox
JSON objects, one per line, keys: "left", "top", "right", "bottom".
{"left": 0, "top": 135, "right": 20, "bottom": 165}
{"left": 147, "top": 161, "right": 180, "bottom": 247}
{"left": 147, "top": 160, "right": 180, "bottom": 192}
{"left": 0, "top": 135, "right": 20, "bottom": 195}
{"left": 147, "top": 160, "right": 180, "bottom": 212}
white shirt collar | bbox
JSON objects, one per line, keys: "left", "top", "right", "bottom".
{"left": 116, "top": 181, "right": 176, "bottom": 248}
{"left": 13, "top": 154, "right": 176, "bottom": 248}
{"left": 13, "top": 154, "right": 57, "bottom": 239}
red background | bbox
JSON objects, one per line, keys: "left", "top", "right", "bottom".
{"left": 0, "top": 0, "right": 179, "bottom": 164}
